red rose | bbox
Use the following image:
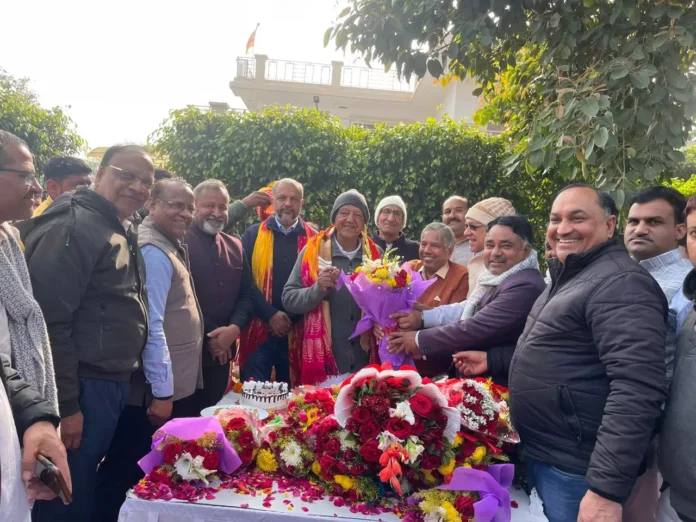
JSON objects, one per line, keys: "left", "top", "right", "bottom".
{"left": 344, "top": 449, "right": 357, "bottom": 462}
{"left": 163, "top": 442, "right": 183, "bottom": 465}
{"left": 320, "top": 455, "right": 337, "bottom": 472}
{"left": 359, "top": 421, "right": 380, "bottom": 442}
{"left": 410, "top": 420, "right": 426, "bottom": 436}
{"left": 325, "top": 438, "right": 341, "bottom": 456}
{"left": 387, "top": 377, "right": 405, "bottom": 388}
{"left": 359, "top": 440, "right": 381, "bottom": 463}
{"left": 305, "top": 391, "right": 317, "bottom": 403}
{"left": 226, "top": 417, "right": 246, "bottom": 431}
{"left": 349, "top": 465, "right": 364, "bottom": 476}
{"left": 409, "top": 393, "right": 433, "bottom": 418}
{"left": 385, "top": 418, "right": 411, "bottom": 440}
{"left": 455, "top": 495, "right": 476, "bottom": 516}
{"left": 350, "top": 272, "right": 360, "bottom": 281}
{"left": 421, "top": 453, "right": 441, "bottom": 470}
{"left": 237, "top": 429, "right": 254, "bottom": 447}
{"left": 185, "top": 441, "right": 201, "bottom": 457}
{"left": 448, "top": 390, "right": 464, "bottom": 407}
{"left": 320, "top": 400, "right": 335, "bottom": 415}
{"left": 203, "top": 450, "right": 220, "bottom": 470}
{"left": 150, "top": 466, "right": 172, "bottom": 485}
{"left": 288, "top": 401, "right": 298, "bottom": 412}
{"left": 352, "top": 406, "right": 371, "bottom": 424}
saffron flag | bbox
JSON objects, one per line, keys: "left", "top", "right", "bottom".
{"left": 246, "top": 23, "right": 259, "bottom": 54}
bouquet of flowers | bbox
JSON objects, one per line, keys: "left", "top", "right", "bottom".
{"left": 217, "top": 407, "right": 261, "bottom": 468}
{"left": 403, "top": 464, "right": 514, "bottom": 522}
{"left": 265, "top": 388, "right": 336, "bottom": 477}
{"left": 138, "top": 417, "right": 241, "bottom": 487}
{"left": 338, "top": 250, "right": 435, "bottom": 369}
{"left": 437, "top": 379, "right": 519, "bottom": 443}
{"left": 335, "top": 364, "right": 459, "bottom": 495}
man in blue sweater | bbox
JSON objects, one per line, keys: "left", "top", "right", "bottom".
{"left": 238, "top": 179, "right": 315, "bottom": 385}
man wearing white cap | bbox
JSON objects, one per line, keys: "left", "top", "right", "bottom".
{"left": 372, "top": 195, "right": 420, "bottom": 262}
{"left": 464, "top": 197, "right": 516, "bottom": 296}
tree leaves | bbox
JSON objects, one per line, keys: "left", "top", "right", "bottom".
{"left": 629, "top": 70, "right": 651, "bottom": 89}
{"left": 427, "top": 59, "right": 444, "bottom": 78}
{"left": 580, "top": 97, "right": 599, "bottom": 118}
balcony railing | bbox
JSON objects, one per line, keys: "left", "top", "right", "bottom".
{"left": 237, "top": 57, "right": 255, "bottom": 79}
{"left": 266, "top": 59, "right": 332, "bottom": 85}
{"left": 341, "top": 66, "right": 416, "bottom": 92}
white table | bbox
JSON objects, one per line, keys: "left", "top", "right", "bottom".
{"left": 118, "top": 484, "right": 544, "bottom": 522}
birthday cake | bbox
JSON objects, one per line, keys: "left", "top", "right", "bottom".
{"left": 241, "top": 381, "right": 289, "bottom": 410}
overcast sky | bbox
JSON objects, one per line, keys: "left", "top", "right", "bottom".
{"left": 1, "top": 0, "right": 361, "bottom": 149}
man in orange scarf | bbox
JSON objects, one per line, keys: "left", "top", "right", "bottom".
{"left": 238, "top": 179, "right": 314, "bottom": 385}
{"left": 282, "top": 190, "right": 381, "bottom": 385}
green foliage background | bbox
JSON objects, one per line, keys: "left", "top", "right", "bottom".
{"left": 151, "top": 106, "right": 565, "bottom": 249}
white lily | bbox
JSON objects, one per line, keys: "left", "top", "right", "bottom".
{"left": 389, "top": 400, "right": 416, "bottom": 425}
{"left": 405, "top": 436, "right": 425, "bottom": 464}
{"left": 378, "top": 430, "right": 404, "bottom": 451}
{"left": 173, "top": 452, "right": 215, "bottom": 486}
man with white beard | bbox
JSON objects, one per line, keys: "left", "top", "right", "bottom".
{"left": 185, "top": 180, "right": 255, "bottom": 409}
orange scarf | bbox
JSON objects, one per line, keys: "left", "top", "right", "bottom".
{"left": 237, "top": 219, "right": 314, "bottom": 384}
{"left": 298, "top": 226, "right": 381, "bottom": 385}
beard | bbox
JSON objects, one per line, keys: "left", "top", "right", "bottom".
{"left": 198, "top": 217, "right": 226, "bottom": 235}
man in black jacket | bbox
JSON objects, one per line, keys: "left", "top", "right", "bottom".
{"left": 509, "top": 184, "right": 667, "bottom": 522}
{"left": 372, "top": 195, "right": 420, "bottom": 262}
{"left": 22, "top": 145, "right": 154, "bottom": 522}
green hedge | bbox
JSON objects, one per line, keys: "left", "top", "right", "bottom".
{"left": 151, "top": 106, "right": 565, "bottom": 249}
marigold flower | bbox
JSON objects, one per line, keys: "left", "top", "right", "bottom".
{"left": 256, "top": 449, "right": 278, "bottom": 473}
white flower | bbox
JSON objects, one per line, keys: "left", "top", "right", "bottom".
{"left": 174, "top": 451, "right": 215, "bottom": 485}
{"left": 280, "top": 440, "right": 303, "bottom": 468}
{"left": 338, "top": 430, "right": 356, "bottom": 451}
{"left": 405, "top": 436, "right": 424, "bottom": 464}
{"left": 378, "top": 430, "right": 403, "bottom": 451}
{"left": 423, "top": 505, "right": 446, "bottom": 522}
{"left": 389, "top": 400, "right": 415, "bottom": 425}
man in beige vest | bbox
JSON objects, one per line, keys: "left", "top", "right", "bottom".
{"left": 95, "top": 178, "right": 203, "bottom": 521}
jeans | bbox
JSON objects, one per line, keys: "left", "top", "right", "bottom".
{"left": 240, "top": 336, "right": 290, "bottom": 385}
{"left": 526, "top": 458, "right": 589, "bottom": 522}
{"left": 32, "top": 378, "right": 130, "bottom": 522}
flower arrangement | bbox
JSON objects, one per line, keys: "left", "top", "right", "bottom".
{"left": 217, "top": 407, "right": 260, "bottom": 467}
{"left": 404, "top": 489, "right": 479, "bottom": 522}
{"left": 437, "top": 378, "right": 519, "bottom": 443}
{"left": 338, "top": 252, "right": 435, "bottom": 368}
{"left": 335, "top": 364, "right": 459, "bottom": 496}
{"left": 265, "top": 389, "right": 336, "bottom": 477}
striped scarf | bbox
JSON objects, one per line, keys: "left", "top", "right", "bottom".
{"left": 238, "top": 218, "right": 314, "bottom": 385}
{"left": 299, "top": 226, "right": 381, "bottom": 385}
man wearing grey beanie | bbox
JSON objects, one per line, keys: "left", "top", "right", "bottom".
{"left": 371, "top": 195, "right": 420, "bottom": 262}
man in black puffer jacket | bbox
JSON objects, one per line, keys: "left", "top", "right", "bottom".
{"left": 509, "top": 184, "right": 667, "bottom": 522}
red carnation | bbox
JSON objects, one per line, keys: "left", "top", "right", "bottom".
{"left": 409, "top": 393, "right": 433, "bottom": 418}
{"left": 349, "top": 465, "right": 364, "bottom": 476}
{"left": 359, "top": 421, "right": 380, "bottom": 442}
{"left": 344, "top": 449, "right": 357, "bottom": 462}
{"left": 325, "top": 438, "right": 341, "bottom": 456}
{"left": 352, "top": 406, "right": 371, "bottom": 424}
{"left": 359, "top": 440, "right": 381, "bottom": 463}
{"left": 163, "top": 442, "right": 183, "bottom": 465}
{"left": 203, "top": 450, "right": 220, "bottom": 470}
{"left": 226, "top": 417, "right": 246, "bottom": 431}
{"left": 421, "top": 453, "right": 441, "bottom": 470}
{"left": 237, "top": 429, "right": 254, "bottom": 447}
{"left": 320, "top": 455, "right": 337, "bottom": 473}
{"left": 185, "top": 441, "right": 201, "bottom": 457}
{"left": 455, "top": 495, "right": 476, "bottom": 516}
{"left": 385, "top": 418, "right": 411, "bottom": 440}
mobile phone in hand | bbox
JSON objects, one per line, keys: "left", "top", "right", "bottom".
{"left": 36, "top": 454, "right": 72, "bottom": 505}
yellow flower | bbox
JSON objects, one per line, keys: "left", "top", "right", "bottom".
{"left": 453, "top": 434, "right": 463, "bottom": 448}
{"left": 387, "top": 279, "right": 398, "bottom": 289}
{"left": 354, "top": 266, "right": 362, "bottom": 273}
{"left": 334, "top": 475, "right": 356, "bottom": 491}
{"left": 311, "top": 461, "right": 322, "bottom": 476}
{"left": 256, "top": 449, "right": 278, "bottom": 472}
{"left": 442, "top": 501, "right": 463, "bottom": 522}
{"left": 375, "top": 268, "right": 389, "bottom": 280}
{"left": 306, "top": 408, "right": 320, "bottom": 426}
{"left": 471, "top": 445, "right": 488, "bottom": 465}
{"left": 438, "top": 457, "right": 456, "bottom": 477}
{"left": 422, "top": 470, "right": 437, "bottom": 485}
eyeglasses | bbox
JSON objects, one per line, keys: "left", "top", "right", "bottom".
{"left": 158, "top": 199, "right": 195, "bottom": 214}
{"left": 380, "top": 208, "right": 403, "bottom": 218}
{"left": 106, "top": 165, "right": 153, "bottom": 189}
{"left": 0, "top": 168, "right": 38, "bottom": 186}
{"left": 464, "top": 223, "right": 484, "bottom": 231}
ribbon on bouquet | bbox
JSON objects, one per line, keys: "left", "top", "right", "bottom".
{"left": 437, "top": 464, "right": 515, "bottom": 522}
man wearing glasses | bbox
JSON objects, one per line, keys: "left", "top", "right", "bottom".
{"left": 371, "top": 195, "right": 420, "bottom": 262}
{"left": 21, "top": 144, "right": 154, "bottom": 522}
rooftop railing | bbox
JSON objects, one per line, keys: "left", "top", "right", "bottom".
{"left": 265, "top": 59, "right": 332, "bottom": 85}
{"left": 341, "top": 65, "right": 416, "bottom": 92}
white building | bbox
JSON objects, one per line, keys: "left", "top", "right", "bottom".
{"left": 228, "top": 54, "right": 495, "bottom": 130}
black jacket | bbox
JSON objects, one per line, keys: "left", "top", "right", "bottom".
{"left": 17, "top": 188, "right": 148, "bottom": 418}
{"left": 509, "top": 238, "right": 667, "bottom": 503}
{"left": 371, "top": 233, "right": 420, "bottom": 263}
{"left": 1, "top": 354, "right": 59, "bottom": 441}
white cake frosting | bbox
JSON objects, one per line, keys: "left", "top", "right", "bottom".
{"left": 240, "top": 381, "right": 289, "bottom": 410}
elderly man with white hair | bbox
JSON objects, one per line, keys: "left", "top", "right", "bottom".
{"left": 371, "top": 195, "right": 420, "bottom": 262}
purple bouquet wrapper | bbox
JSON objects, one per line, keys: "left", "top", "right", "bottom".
{"left": 338, "top": 262, "right": 435, "bottom": 369}
{"left": 138, "top": 417, "right": 242, "bottom": 475}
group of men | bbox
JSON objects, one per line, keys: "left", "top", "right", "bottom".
{"left": 0, "top": 126, "right": 695, "bottom": 522}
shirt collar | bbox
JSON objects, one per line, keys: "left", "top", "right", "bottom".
{"left": 639, "top": 248, "right": 687, "bottom": 271}
{"left": 419, "top": 261, "right": 450, "bottom": 280}
{"left": 274, "top": 215, "right": 299, "bottom": 235}
{"left": 334, "top": 237, "right": 362, "bottom": 259}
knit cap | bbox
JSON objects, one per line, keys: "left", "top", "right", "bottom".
{"left": 465, "top": 197, "right": 515, "bottom": 225}
{"left": 374, "top": 195, "right": 408, "bottom": 228}
{"left": 331, "top": 189, "right": 370, "bottom": 224}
